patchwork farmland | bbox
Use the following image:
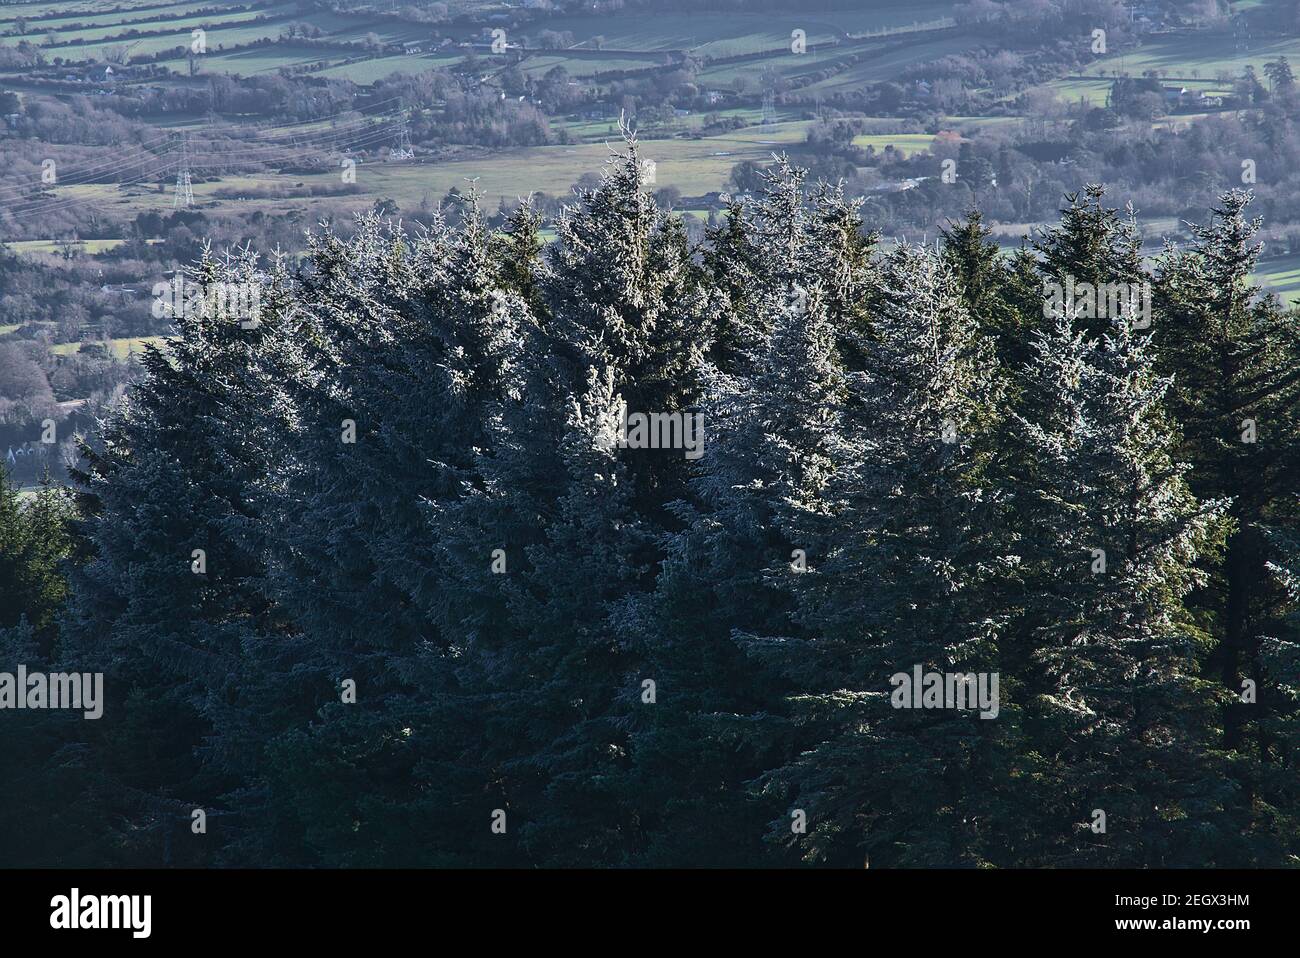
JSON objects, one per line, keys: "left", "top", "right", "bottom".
{"left": 5, "top": 0, "right": 1300, "bottom": 470}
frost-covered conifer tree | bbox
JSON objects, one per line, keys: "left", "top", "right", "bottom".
{"left": 1010, "top": 309, "right": 1231, "bottom": 866}
{"left": 752, "top": 245, "right": 1010, "bottom": 867}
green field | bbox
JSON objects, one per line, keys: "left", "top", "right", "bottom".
{"left": 1081, "top": 32, "right": 1300, "bottom": 83}
{"left": 802, "top": 35, "right": 978, "bottom": 94}
{"left": 1047, "top": 77, "right": 1114, "bottom": 107}
{"left": 36, "top": 4, "right": 293, "bottom": 48}
{"left": 29, "top": 1, "right": 238, "bottom": 32}
{"left": 691, "top": 31, "right": 977, "bottom": 91}
{"left": 515, "top": 4, "right": 956, "bottom": 57}
{"left": 852, "top": 133, "right": 937, "bottom": 157}
{"left": 1251, "top": 253, "right": 1300, "bottom": 306}
{"left": 0, "top": 0, "right": 181, "bottom": 16}
{"left": 6, "top": 3, "right": 388, "bottom": 72}
{"left": 193, "top": 44, "right": 341, "bottom": 76}
{"left": 316, "top": 53, "right": 461, "bottom": 82}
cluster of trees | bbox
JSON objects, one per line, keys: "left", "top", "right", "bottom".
{"left": 0, "top": 94, "right": 161, "bottom": 148}
{"left": 0, "top": 249, "right": 153, "bottom": 338}
{"left": 772, "top": 79, "right": 1300, "bottom": 241}
{"left": 0, "top": 335, "right": 126, "bottom": 485}
{"left": 0, "top": 341, "right": 56, "bottom": 417}
{"left": 3, "top": 138, "right": 1299, "bottom": 867}
{"left": 954, "top": 0, "right": 1138, "bottom": 40}
{"left": 0, "top": 206, "right": 336, "bottom": 339}
{"left": 0, "top": 69, "right": 554, "bottom": 151}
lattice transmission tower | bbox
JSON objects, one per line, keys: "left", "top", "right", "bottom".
{"left": 391, "top": 102, "right": 415, "bottom": 160}
{"left": 172, "top": 134, "right": 194, "bottom": 209}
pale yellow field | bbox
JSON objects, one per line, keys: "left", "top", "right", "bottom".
{"left": 51, "top": 336, "right": 170, "bottom": 358}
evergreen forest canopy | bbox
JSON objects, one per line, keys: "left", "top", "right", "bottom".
{"left": 3, "top": 129, "right": 1300, "bottom": 868}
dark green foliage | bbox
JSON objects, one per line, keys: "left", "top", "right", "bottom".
{"left": 1153, "top": 190, "right": 1300, "bottom": 863}
{"left": 0, "top": 476, "right": 73, "bottom": 642}
{"left": 0, "top": 479, "right": 86, "bottom": 865}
